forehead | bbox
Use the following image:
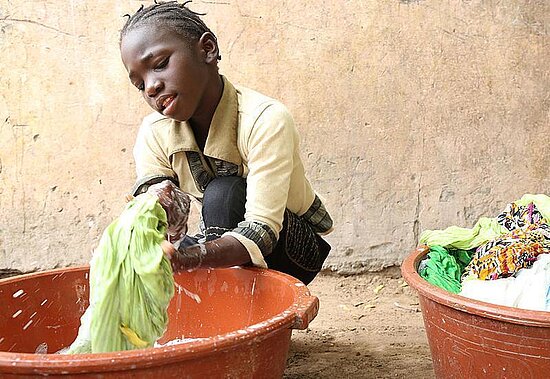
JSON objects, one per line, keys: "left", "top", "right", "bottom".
{"left": 120, "top": 26, "right": 184, "bottom": 57}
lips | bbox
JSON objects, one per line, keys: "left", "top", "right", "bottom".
{"left": 156, "top": 94, "right": 176, "bottom": 114}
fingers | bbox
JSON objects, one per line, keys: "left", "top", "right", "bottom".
{"left": 125, "top": 194, "right": 134, "bottom": 203}
{"left": 160, "top": 240, "right": 177, "bottom": 259}
{"left": 167, "top": 244, "right": 203, "bottom": 273}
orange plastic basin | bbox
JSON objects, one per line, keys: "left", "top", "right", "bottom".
{"left": 402, "top": 245, "right": 550, "bottom": 379}
{"left": 0, "top": 266, "right": 318, "bottom": 378}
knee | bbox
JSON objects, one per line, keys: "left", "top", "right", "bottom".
{"left": 203, "top": 176, "right": 246, "bottom": 209}
{"left": 202, "top": 177, "right": 247, "bottom": 230}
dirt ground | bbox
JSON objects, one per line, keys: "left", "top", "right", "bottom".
{"left": 284, "top": 267, "right": 435, "bottom": 379}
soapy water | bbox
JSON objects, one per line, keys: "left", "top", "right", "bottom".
{"left": 43, "top": 282, "right": 204, "bottom": 355}
{"left": 55, "top": 346, "right": 69, "bottom": 354}
{"left": 7, "top": 272, "right": 212, "bottom": 356}
{"left": 35, "top": 342, "right": 48, "bottom": 354}
{"left": 12, "top": 289, "right": 24, "bottom": 298}
{"left": 154, "top": 337, "right": 208, "bottom": 348}
{"left": 15, "top": 272, "right": 256, "bottom": 356}
{"left": 32, "top": 282, "right": 204, "bottom": 354}
{"left": 174, "top": 282, "right": 201, "bottom": 304}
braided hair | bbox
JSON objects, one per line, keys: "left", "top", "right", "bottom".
{"left": 120, "top": 1, "right": 221, "bottom": 60}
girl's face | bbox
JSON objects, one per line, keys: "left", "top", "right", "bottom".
{"left": 120, "top": 26, "right": 214, "bottom": 122}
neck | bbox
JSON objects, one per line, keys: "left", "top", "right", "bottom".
{"left": 189, "top": 73, "right": 224, "bottom": 140}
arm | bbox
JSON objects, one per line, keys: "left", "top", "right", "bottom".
{"left": 138, "top": 181, "right": 251, "bottom": 270}
{"left": 169, "top": 103, "right": 297, "bottom": 271}
{"left": 165, "top": 236, "right": 251, "bottom": 271}
{"left": 131, "top": 116, "right": 178, "bottom": 196}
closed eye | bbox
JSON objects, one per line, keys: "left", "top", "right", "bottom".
{"left": 154, "top": 57, "right": 169, "bottom": 71}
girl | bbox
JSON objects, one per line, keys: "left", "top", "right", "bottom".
{"left": 120, "top": 1, "right": 333, "bottom": 284}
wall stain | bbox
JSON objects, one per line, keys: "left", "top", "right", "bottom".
{"left": 0, "top": 16, "right": 73, "bottom": 36}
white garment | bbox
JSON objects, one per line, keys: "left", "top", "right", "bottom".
{"left": 459, "top": 254, "right": 550, "bottom": 311}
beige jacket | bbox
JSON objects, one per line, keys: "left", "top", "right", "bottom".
{"left": 132, "top": 77, "right": 333, "bottom": 266}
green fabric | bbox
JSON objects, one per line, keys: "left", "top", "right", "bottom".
{"left": 419, "top": 217, "right": 508, "bottom": 250}
{"left": 67, "top": 194, "right": 174, "bottom": 353}
{"left": 452, "top": 248, "right": 473, "bottom": 270}
{"left": 515, "top": 194, "right": 550, "bottom": 223}
{"left": 419, "top": 245, "right": 473, "bottom": 294}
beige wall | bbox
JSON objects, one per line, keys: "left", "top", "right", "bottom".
{"left": 0, "top": 0, "right": 548, "bottom": 274}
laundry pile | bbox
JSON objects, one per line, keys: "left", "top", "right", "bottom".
{"left": 418, "top": 194, "right": 550, "bottom": 311}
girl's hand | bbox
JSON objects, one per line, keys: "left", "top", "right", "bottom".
{"left": 160, "top": 240, "right": 206, "bottom": 272}
{"left": 146, "top": 180, "right": 191, "bottom": 244}
{"left": 160, "top": 240, "right": 177, "bottom": 259}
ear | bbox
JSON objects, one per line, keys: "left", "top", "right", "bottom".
{"left": 198, "top": 32, "right": 220, "bottom": 64}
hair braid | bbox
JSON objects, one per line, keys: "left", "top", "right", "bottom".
{"left": 120, "top": 1, "right": 220, "bottom": 59}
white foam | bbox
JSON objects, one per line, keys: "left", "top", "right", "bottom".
{"left": 154, "top": 337, "right": 207, "bottom": 347}
{"left": 12, "top": 290, "right": 24, "bottom": 298}
{"left": 35, "top": 342, "right": 48, "bottom": 354}
{"left": 23, "top": 320, "right": 33, "bottom": 330}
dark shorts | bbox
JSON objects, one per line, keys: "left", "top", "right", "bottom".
{"left": 266, "top": 209, "right": 331, "bottom": 284}
{"left": 182, "top": 176, "right": 331, "bottom": 284}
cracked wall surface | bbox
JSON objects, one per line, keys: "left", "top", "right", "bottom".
{"left": 0, "top": 0, "right": 549, "bottom": 274}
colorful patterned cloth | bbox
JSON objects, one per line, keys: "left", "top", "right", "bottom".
{"left": 497, "top": 201, "right": 544, "bottom": 231}
{"left": 464, "top": 201, "right": 550, "bottom": 280}
{"left": 419, "top": 194, "right": 550, "bottom": 251}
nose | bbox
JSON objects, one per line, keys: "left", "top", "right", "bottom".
{"left": 145, "top": 78, "right": 163, "bottom": 98}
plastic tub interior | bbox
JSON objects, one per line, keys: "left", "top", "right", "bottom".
{"left": 402, "top": 245, "right": 550, "bottom": 379}
{"left": 0, "top": 266, "right": 318, "bottom": 378}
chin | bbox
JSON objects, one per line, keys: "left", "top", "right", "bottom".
{"left": 157, "top": 110, "right": 189, "bottom": 122}
{"left": 172, "top": 114, "right": 191, "bottom": 122}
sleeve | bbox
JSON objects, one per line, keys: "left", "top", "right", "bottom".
{"left": 223, "top": 102, "right": 297, "bottom": 262}
{"left": 131, "top": 117, "right": 178, "bottom": 196}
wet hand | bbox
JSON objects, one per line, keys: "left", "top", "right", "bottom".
{"left": 125, "top": 181, "right": 192, "bottom": 244}
{"left": 146, "top": 180, "right": 191, "bottom": 244}
{"left": 161, "top": 241, "right": 206, "bottom": 273}
{"left": 160, "top": 240, "right": 177, "bottom": 259}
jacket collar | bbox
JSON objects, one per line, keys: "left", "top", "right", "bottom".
{"left": 166, "top": 76, "right": 241, "bottom": 166}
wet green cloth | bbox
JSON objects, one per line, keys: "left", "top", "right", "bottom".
{"left": 419, "top": 217, "right": 507, "bottom": 250}
{"left": 67, "top": 194, "right": 174, "bottom": 353}
{"left": 419, "top": 246, "right": 473, "bottom": 294}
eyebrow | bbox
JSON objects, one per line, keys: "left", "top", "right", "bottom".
{"left": 140, "top": 52, "right": 155, "bottom": 63}
{"left": 128, "top": 52, "right": 155, "bottom": 81}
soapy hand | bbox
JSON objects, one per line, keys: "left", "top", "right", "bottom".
{"left": 161, "top": 236, "right": 252, "bottom": 273}
{"left": 160, "top": 240, "right": 206, "bottom": 272}
{"left": 146, "top": 180, "right": 191, "bottom": 244}
{"left": 126, "top": 180, "right": 191, "bottom": 244}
